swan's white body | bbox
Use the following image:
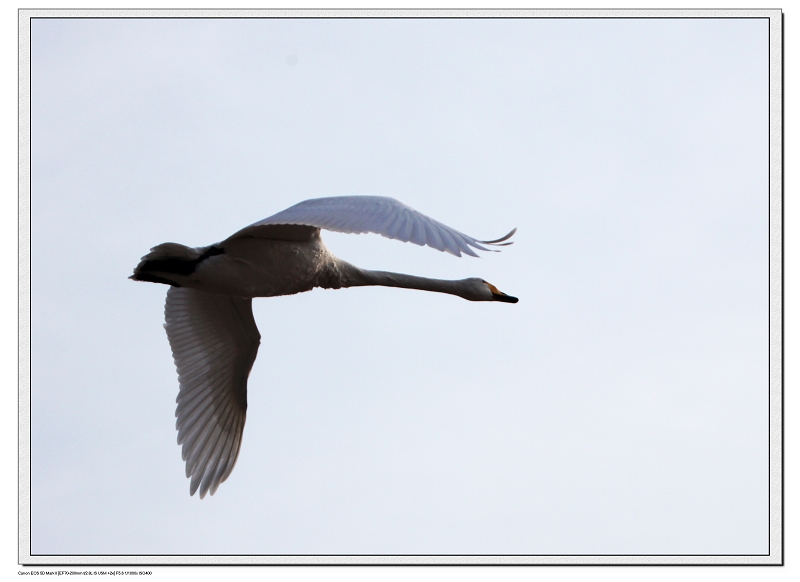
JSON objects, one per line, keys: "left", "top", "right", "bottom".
{"left": 132, "top": 196, "right": 517, "bottom": 498}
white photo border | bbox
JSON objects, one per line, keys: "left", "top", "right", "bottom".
{"left": 18, "top": 7, "right": 783, "bottom": 566}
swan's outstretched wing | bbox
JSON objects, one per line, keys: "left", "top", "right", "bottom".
{"left": 229, "top": 196, "right": 515, "bottom": 257}
{"left": 164, "top": 287, "right": 261, "bottom": 498}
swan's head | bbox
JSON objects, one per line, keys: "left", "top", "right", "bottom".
{"left": 462, "top": 278, "right": 518, "bottom": 303}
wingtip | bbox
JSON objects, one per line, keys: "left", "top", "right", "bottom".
{"left": 479, "top": 227, "right": 517, "bottom": 245}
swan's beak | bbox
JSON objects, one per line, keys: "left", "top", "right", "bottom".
{"left": 486, "top": 282, "right": 519, "bottom": 304}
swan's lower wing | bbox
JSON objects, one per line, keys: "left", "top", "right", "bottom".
{"left": 227, "top": 196, "right": 515, "bottom": 257}
{"left": 164, "top": 287, "right": 261, "bottom": 498}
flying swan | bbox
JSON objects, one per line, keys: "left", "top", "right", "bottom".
{"left": 131, "top": 196, "right": 518, "bottom": 498}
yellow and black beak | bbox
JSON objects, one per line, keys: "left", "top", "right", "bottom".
{"left": 486, "top": 282, "right": 519, "bottom": 304}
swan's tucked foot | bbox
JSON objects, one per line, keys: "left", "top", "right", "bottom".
{"left": 131, "top": 243, "right": 224, "bottom": 287}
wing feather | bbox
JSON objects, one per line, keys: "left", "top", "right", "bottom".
{"left": 185, "top": 409, "right": 224, "bottom": 475}
{"left": 164, "top": 287, "right": 261, "bottom": 499}
{"left": 395, "top": 213, "right": 414, "bottom": 242}
{"left": 436, "top": 228, "right": 460, "bottom": 257}
{"left": 228, "top": 196, "right": 514, "bottom": 257}
{"left": 192, "top": 399, "right": 235, "bottom": 495}
{"left": 424, "top": 221, "right": 445, "bottom": 252}
{"left": 408, "top": 218, "right": 425, "bottom": 248}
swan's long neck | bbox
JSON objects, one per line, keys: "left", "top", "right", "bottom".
{"left": 327, "top": 260, "right": 480, "bottom": 301}
{"left": 360, "top": 269, "right": 474, "bottom": 297}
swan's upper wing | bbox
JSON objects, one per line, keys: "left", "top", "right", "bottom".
{"left": 228, "top": 196, "right": 515, "bottom": 257}
{"left": 164, "top": 287, "right": 261, "bottom": 498}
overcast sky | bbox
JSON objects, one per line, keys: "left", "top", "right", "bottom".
{"left": 29, "top": 16, "right": 769, "bottom": 557}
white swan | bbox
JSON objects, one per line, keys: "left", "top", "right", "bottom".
{"left": 131, "top": 196, "right": 517, "bottom": 498}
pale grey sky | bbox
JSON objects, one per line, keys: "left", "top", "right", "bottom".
{"left": 29, "top": 16, "right": 770, "bottom": 557}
